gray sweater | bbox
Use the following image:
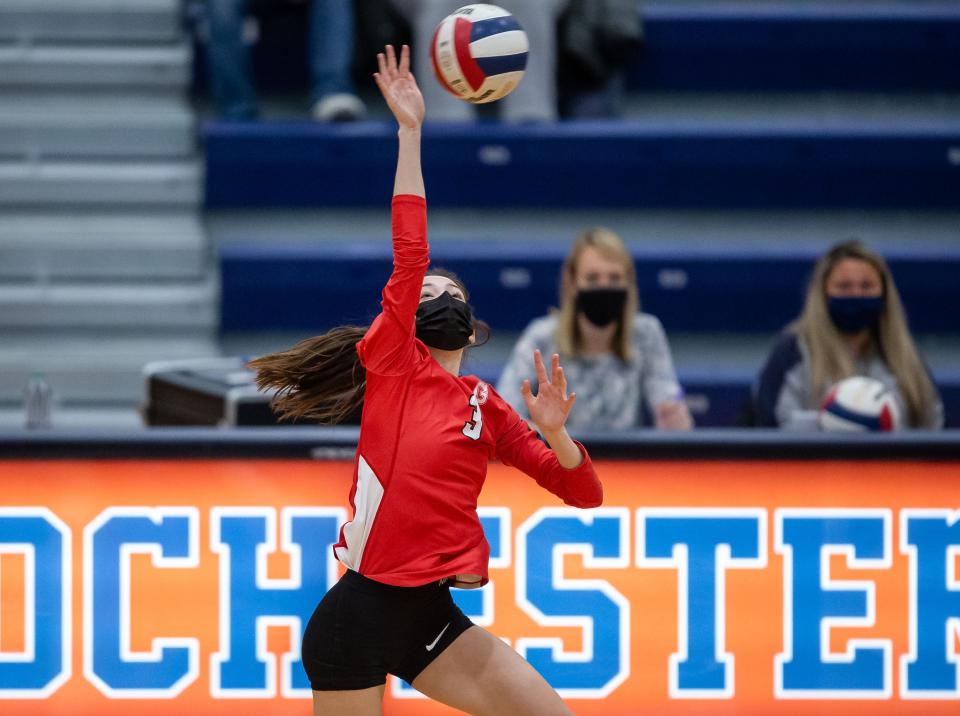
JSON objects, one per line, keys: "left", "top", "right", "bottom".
{"left": 495, "top": 313, "right": 682, "bottom": 430}
{"left": 753, "top": 332, "right": 944, "bottom": 430}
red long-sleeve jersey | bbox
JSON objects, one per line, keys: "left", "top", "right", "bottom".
{"left": 332, "top": 195, "right": 603, "bottom": 588}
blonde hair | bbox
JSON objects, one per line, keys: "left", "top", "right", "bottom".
{"left": 555, "top": 228, "right": 639, "bottom": 361}
{"left": 791, "top": 239, "right": 936, "bottom": 426}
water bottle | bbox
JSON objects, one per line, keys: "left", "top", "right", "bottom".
{"left": 23, "top": 373, "right": 53, "bottom": 429}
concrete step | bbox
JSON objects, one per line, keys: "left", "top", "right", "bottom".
{"left": 0, "top": 0, "right": 181, "bottom": 43}
{"left": 0, "top": 211, "right": 208, "bottom": 279}
{"left": 0, "top": 279, "right": 218, "bottom": 329}
{"left": 0, "top": 160, "right": 201, "bottom": 207}
{"left": 0, "top": 333, "right": 221, "bottom": 404}
{"left": 0, "top": 94, "right": 195, "bottom": 159}
{"left": 0, "top": 42, "right": 191, "bottom": 89}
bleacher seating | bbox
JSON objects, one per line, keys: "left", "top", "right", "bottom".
{"left": 205, "top": 0, "right": 960, "bottom": 427}
{"left": 205, "top": 120, "right": 960, "bottom": 210}
{"left": 219, "top": 242, "right": 960, "bottom": 334}
{"left": 218, "top": 241, "right": 960, "bottom": 427}
{"left": 628, "top": 1, "right": 960, "bottom": 92}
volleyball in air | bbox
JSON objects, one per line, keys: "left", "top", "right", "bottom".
{"left": 430, "top": 4, "right": 528, "bottom": 104}
{"left": 818, "top": 376, "right": 902, "bottom": 432}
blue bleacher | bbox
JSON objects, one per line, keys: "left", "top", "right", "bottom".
{"left": 629, "top": 1, "right": 960, "bottom": 92}
{"left": 205, "top": 120, "right": 960, "bottom": 210}
{"left": 220, "top": 243, "right": 960, "bottom": 334}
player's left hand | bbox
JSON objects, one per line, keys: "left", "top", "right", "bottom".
{"left": 522, "top": 350, "right": 577, "bottom": 434}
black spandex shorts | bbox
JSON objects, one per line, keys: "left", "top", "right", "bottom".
{"left": 301, "top": 569, "right": 475, "bottom": 691}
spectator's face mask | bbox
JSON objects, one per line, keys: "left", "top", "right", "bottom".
{"left": 827, "top": 295, "right": 884, "bottom": 334}
{"left": 576, "top": 288, "right": 627, "bottom": 327}
{"left": 416, "top": 292, "right": 474, "bottom": 350}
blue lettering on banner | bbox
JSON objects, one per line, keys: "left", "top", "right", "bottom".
{"left": 0, "top": 509, "right": 70, "bottom": 698}
{"left": 637, "top": 509, "right": 766, "bottom": 698}
{"left": 775, "top": 509, "right": 892, "bottom": 698}
{"left": 391, "top": 508, "right": 511, "bottom": 699}
{"left": 83, "top": 508, "right": 199, "bottom": 697}
{"left": 900, "top": 509, "right": 960, "bottom": 698}
{"left": 210, "top": 507, "right": 344, "bottom": 698}
{"left": 516, "top": 507, "right": 630, "bottom": 698}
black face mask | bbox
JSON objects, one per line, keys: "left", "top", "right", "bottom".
{"left": 415, "top": 291, "right": 474, "bottom": 350}
{"left": 828, "top": 296, "right": 884, "bottom": 334}
{"left": 576, "top": 288, "right": 627, "bottom": 327}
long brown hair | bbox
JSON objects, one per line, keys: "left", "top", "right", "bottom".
{"left": 249, "top": 325, "right": 368, "bottom": 424}
{"left": 555, "top": 228, "right": 639, "bottom": 361}
{"left": 249, "top": 268, "right": 488, "bottom": 424}
{"left": 791, "top": 239, "right": 936, "bottom": 426}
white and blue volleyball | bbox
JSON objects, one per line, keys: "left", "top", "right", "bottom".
{"left": 818, "top": 376, "right": 903, "bottom": 432}
{"left": 430, "top": 4, "right": 528, "bottom": 104}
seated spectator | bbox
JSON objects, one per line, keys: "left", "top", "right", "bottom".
{"left": 753, "top": 239, "right": 944, "bottom": 430}
{"left": 206, "top": 0, "right": 366, "bottom": 120}
{"left": 497, "top": 228, "right": 691, "bottom": 430}
{"left": 558, "top": 0, "right": 644, "bottom": 119}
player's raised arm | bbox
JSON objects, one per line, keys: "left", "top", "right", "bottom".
{"left": 354, "top": 46, "right": 428, "bottom": 375}
{"left": 374, "top": 45, "right": 425, "bottom": 198}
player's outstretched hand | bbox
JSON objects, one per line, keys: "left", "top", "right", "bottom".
{"left": 374, "top": 45, "right": 424, "bottom": 130}
{"left": 521, "top": 350, "right": 577, "bottom": 435}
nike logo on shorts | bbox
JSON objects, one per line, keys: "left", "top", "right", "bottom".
{"left": 425, "top": 623, "right": 450, "bottom": 651}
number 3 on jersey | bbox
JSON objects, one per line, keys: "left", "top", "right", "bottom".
{"left": 462, "top": 383, "right": 487, "bottom": 440}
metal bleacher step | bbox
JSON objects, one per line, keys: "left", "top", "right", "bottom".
{"left": 0, "top": 42, "right": 191, "bottom": 89}
{"left": 0, "top": 333, "right": 221, "bottom": 405}
{"left": 0, "top": 94, "right": 195, "bottom": 159}
{"left": 0, "top": 211, "right": 208, "bottom": 280}
{"left": 0, "top": 0, "right": 214, "bottom": 428}
{"left": 0, "top": 160, "right": 200, "bottom": 206}
{"left": 0, "top": 0, "right": 181, "bottom": 43}
{"left": 0, "top": 279, "right": 218, "bottom": 330}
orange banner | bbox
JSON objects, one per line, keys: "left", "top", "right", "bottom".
{"left": 0, "top": 459, "right": 958, "bottom": 715}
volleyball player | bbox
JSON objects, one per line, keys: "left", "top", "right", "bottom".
{"left": 250, "top": 46, "right": 602, "bottom": 715}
